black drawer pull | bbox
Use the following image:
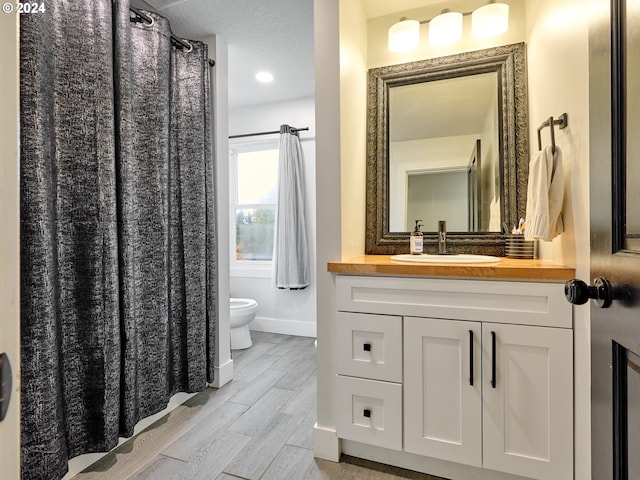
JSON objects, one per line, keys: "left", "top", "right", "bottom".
{"left": 491, "top": 331, "right": 497, "bottom": 388}
{"left": 363, "top": 343, "right": 371, "bottom": 352}
{"left": 363, "top": 408, "right": 371, "bottom": 418}
{"left": 469, "top": 330, "right": 474, "bottom": 386}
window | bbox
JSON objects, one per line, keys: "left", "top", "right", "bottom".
{"left": 230, "top": 141, "right": 278, "bottom": 269}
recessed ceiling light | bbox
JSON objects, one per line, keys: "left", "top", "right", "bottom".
{"left": 255, "top": 71, "right": 274, "bottom": 83}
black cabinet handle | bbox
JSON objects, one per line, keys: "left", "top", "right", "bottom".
{"left": 469, "top": 330, "right": 474, "bottom": 386}
{"left": 491, "top": 331, "right": 497, "bottom": 388}
{"left": 363, "top": 343, "right": 371, "bottom": 352}
{"left": 363, "top": 408, "right": 371, "bottom": 418}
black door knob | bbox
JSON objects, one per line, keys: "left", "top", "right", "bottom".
{"left": 564, "top": 277, "right": 613, "bottom": 308}
{"left": 0, "top": 353, "right": 12, "bottom": 422}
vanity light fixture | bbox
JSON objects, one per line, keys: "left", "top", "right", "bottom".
{"left": 387, "top": 17, "right": 420, "bottom": 52}
{"left": 472, "top": 2, "right": 509, "bottom": 38}
{"left": 387, "top": 2, "right": 509, "bottom": 52}
{"left": 428, "top": 10, "right": 463, "bottom": 46}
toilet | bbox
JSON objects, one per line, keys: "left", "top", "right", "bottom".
{"left": 230, "top": 298, "right": 258, "bottom": 350}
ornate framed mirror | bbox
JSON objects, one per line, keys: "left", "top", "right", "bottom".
{"left": 366, "top": 42, "right": 529, "bottom": 255}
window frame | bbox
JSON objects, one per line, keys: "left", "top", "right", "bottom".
{"left": 229, "top": 138, "right": 279, "bottom": 278}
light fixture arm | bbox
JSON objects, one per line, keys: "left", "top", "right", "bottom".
{"left": 418, "top": 10, "right": 473, "bottom": 25}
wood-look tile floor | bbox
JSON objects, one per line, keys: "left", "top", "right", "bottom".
{"left": 72, "top": 332, "right": 446, "bottom": 480}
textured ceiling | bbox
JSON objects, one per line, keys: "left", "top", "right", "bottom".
{"left": 390, "top": 73, "right": 497, "bottom": 142}
{"left": 133, "top": 0, "right": 314, "bottom": 109}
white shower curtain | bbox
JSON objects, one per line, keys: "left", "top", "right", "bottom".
{"left": 272, "top": 125, "right": 309, "bottom": 289}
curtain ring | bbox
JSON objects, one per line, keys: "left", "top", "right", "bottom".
{"left": 183, "top": 40, "right": 193, "bottom": 53}
{"left": 142, "top": 15, "right": 154, "bottom": 27}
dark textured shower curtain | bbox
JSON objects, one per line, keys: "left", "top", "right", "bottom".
{"left": 20, "top": 1, "right": 216, "bottom": 478}
{"left": 168, "top": 38, "right": 218, "bottom": 391}
{"left": 113, "top": 2, "right": 216, "bottom": 436}
{"left": 20, "top": 2, "right": 121, "bottom": 477}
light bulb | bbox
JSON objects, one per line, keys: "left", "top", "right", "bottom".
{"left": 388, "top": 19, "right": 420, "bottom": 52}
{"left": 472, "top": 3, "right": 509, "bottom": 39}
{"left": 428, "top": 11, "right": 463, "bottom": 46}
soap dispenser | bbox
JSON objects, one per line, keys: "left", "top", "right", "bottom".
{"left": 410, "top": 220, "right": 423, "bottom": 255}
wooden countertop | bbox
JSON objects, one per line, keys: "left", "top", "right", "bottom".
{"left": 327, "top": 255, "right": 575, "bottom": 281}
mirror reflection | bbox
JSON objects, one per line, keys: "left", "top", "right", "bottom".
{"left": 388, "top": 73, "right": 501, "bottom": 233}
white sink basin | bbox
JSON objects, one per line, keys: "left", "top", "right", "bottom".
{"left": 390, "top": 254, "right": 500, "bottom": 264}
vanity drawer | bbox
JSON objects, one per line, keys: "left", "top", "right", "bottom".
{"left": 336, "top": 275, "right": 572, "bottom": 328}
{"left": 336, "top": 312, "right": 402, "bottom": 382}
{"left": 336, "top": 375, "right": 402, "bottom": 451}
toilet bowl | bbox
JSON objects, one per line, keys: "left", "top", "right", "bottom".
{"left": 230, "top": 298, "right": 258, "bottom": 350}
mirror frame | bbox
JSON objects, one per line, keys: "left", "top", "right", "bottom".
{"left": 365, "top": 42, "right": 529, "bottom": 255}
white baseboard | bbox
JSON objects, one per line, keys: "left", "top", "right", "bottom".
{"left": 209, "top": 358, "right": 233, "bottom": 388}
{"left": 313, "top": 424, "right": 341, "bottom": 462}
{"left": 251, "top": 315, "right": 316, "bottom": 338}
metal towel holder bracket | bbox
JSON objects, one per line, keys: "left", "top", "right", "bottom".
{"left": 537, "top": 113, "right": 568, "bottom": 153}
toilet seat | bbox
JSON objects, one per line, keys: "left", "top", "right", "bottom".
{"left": 230, "top": 298, "right": 258, "bottom": 310}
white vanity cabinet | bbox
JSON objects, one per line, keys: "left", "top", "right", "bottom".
{"left": 334, "top": 274, "right": 573, "bottom": 480}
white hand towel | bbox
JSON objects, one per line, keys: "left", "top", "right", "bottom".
{"left": 524, "top": 145, "right": 564, "bottom": 241}
{"left": 489, "top": 195, "right": 501, "bottom": 232}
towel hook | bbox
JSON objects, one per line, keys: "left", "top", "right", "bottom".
{"left": 537, "top": 113, "right": 568, "bottom": 153}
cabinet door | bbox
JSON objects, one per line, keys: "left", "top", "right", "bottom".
{"left": 482, "top": 323, "right": 573, "bottom": 480}
{"left": 404, "top": 317, "right": 482, "bottom": 467}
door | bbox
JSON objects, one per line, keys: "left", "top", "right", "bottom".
{"left": 404, "top": 317, "right": 482, "bottom": 468}
{"left": 0, "top": 12, "right": 21, "bottom": 480}
{"left": 482, "top": 323, "right": 573, "bottom": 480}
{"left": 588, "top": 0, "right": 640, "bottom": 478}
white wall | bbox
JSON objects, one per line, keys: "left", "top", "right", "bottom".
{"left": 339, "top": 0, "right": 368, "bottom": 259}
{"left": 202, "top": 34, "right": 233, "bottom": 387}
{"left": 0, "top": 12, "right": 21, "bottom": 479}
{"left": 524, "top": 1, "right": 591, "bottom": 477}
{"left": 229, "top": 97, "right": 317, "bottom": 337}
{"left": 313, "top": 0, "right": 342, "bottom": 461}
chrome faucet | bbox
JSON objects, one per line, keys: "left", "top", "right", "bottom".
{"left": 438, "top": 220, "right": 447, "bottom": 254}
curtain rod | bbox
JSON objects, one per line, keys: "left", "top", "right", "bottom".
{"left": 129, "top": 6, "right": 216, "bottom": 67}
{"left": 229, "top": 127, "right": 309, "bottom": 139}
